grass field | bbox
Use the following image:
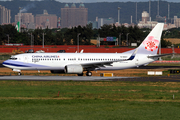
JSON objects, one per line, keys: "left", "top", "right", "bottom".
{"left": 0, "top": 81, "right": 180, "bottom": 120}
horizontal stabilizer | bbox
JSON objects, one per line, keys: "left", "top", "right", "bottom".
{"left": 147, "top": 53, "right": 174, "bottom": 58}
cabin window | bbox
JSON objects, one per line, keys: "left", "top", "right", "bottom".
{"left": 9, "top": 57, "right": 17, "bottom": 60}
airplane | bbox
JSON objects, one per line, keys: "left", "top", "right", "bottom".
{"left": 3, "top": 23, "right": 165, "bottom": 76}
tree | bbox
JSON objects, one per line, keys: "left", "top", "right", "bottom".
{"left": 33, "top": 28, "right": 43, "bottom": 45}
{"left": 55, "top": 30, "right": 64, "bottom": 45}
{"left": 0, "top": 26, "right": 5, "bottom": 45}
{"left": 161, "top": 37, "right": 172, "bottom": 48}
{"left": 64, "top": 28, "right": 73, "bottom": 45}
{"left": 44, "top": 27, "right": 55, "bottom": 45}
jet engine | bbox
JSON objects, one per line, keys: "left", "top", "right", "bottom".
{"left": 64, "top": 65, "right": 83, "bottom": 74}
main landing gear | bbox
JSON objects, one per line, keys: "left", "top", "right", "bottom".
{"left": 18, "top": 72, "right": 21, "bottom": 76}
{"left": 77, "top": 71, "right": 92, "bottom": 76}
{"left": 86, "top": 71, "right": 92, "bottom": 76}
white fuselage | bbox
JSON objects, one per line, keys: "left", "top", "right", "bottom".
{"left": 3, "top": 52, "right": 155, "bottom": 71}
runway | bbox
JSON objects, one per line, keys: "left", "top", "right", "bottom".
{"left": 0, "top": 75, "right": 180, "bottom": 82}
{"left": 0, "top": 62, "right": 180, "bottom": 82}
{"left": 0, "top": 75, "right": 135, "bottom": 81}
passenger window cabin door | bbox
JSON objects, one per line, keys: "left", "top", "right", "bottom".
{"left": 23, "top": 56, "right": 28, "bottom": 63}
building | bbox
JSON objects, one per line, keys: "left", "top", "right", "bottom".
{"left": 138, "top": 11, "right": 158, "bottom": 29}
{"left": 36, "top": 10, "right": 57, "bottom": 29}
{"left": 142, "top": 11, "right": 149, "bottom": 23}
{"left": 15, "top": 13, "right": 35, "bottom": 29}
{"left": 138, "top": 11, "right": 176, "bottom": 30}
{"left": 58, "top": 17, "right": 61, "bottom": 28}
{"left": 98, "top": 18, "right": 114, "bottom": 28}
{"left": 89, "top": 21, "right": 98, "bottom": 29}
{"left": 61, "top": 3, "right": 88, "bottom": 28}
{"left": 0, "top": 5, "right": 11, "bottom": 24}
{"left": 174, "top": 16, "right": 180, "bottom": 28}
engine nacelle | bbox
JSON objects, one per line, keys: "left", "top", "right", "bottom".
{"left": 64, "top": 65, "right": 83, "bottom": 74}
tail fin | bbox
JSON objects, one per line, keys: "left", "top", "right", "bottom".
{"left": 16, "top": 21, "right": 20, "bottom": 32}
{"left": 137, "top": 23, "right": 164, "bottom": 55}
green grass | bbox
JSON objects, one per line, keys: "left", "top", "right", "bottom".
{"left": 0, "top": 81, "right": 180, "bottom": 120}
{"left": 161, "top": 55, "right": 180, "bottom": 60}
{"left": 1, "top": 99, "right": 180, "bottom": 120}
{"left": 0, "top": 54, "right": 11, "bottom": 60}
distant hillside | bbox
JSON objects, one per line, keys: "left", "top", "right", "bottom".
{"left": 0, "top": 0, "right": 180, "bottom": 23}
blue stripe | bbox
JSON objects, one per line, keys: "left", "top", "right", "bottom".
{"left": 3, "top": 60, "right": 49, "bottom": 68}
{"left": 3, "top": 62, "right": 30, "bottom": 67}
{"left": 127, "top": 55, "right": 135, "bottom": 60}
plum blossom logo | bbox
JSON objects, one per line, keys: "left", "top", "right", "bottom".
{"left": 143, "top": 36, "right": 159, "bottom": 52}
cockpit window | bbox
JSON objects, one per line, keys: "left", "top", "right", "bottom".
{"left": 9, "top": 57, "right": 17, "bottom": 60}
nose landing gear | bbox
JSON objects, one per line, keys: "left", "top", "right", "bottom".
{"left": 18, "top": 72, "right": 22, "bottom": 76}
{"left": 12, "top": 69, "right": 21, "bottom": 76}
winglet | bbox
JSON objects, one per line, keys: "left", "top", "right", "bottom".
{"left": 127, "top": 48, "right": 138, "bottom": 60}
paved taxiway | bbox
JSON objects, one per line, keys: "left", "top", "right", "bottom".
{"left": 0, "top": 75, "right": 135, "bottom": 81}
{"left": 0, "top": 75, "right": 180, "bottom": 82}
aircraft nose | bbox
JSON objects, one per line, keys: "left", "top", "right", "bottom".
{"left": 2, "top": 60, "right": 10, "bottom": 66}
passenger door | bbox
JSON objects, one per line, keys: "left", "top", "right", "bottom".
{"left": 23, "top": 56, "right": 28, "bottom": 63}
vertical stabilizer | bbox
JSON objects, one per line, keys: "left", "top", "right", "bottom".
{"left": 137, "top": 23, "right": 164, "bottom": 54}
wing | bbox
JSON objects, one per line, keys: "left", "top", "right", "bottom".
{"left": 147, "top": 53, "right": 174, "bottom": 58}
{"left": 80, "top": 48, "right": 138, "bottom": 69}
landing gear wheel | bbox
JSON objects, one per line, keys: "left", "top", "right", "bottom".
{"left": 86, "top": 71, "right": 92, "bottom": 76}
{"left": 77, "top": 73, "right": 84, "bottom": 76}
{"left": 18, "top": 72, "right": 21, "bottom": 76}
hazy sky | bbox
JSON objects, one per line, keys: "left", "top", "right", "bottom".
{"left": 55, "top": 0, "right": 180, "bottom": 3}
{"left": 0, "top": 0, "right": 179, "bottom": 2}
